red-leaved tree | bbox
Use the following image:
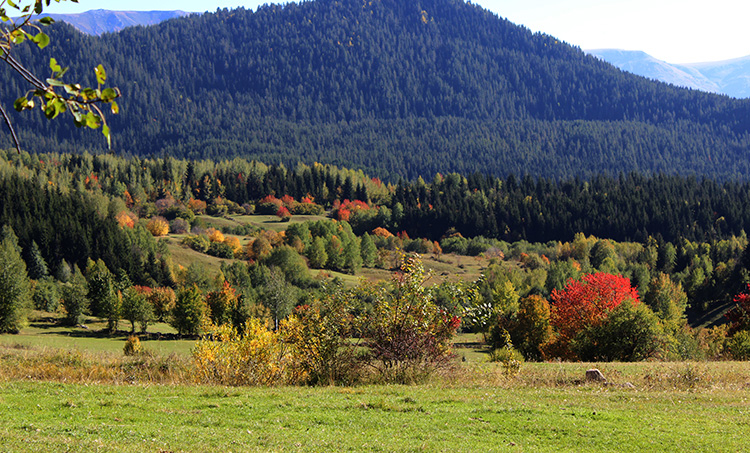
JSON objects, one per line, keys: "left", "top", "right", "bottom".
{"left": 550, "top": 273, "right": 640, "bottom": 344}
{"left": 727, "top": 285, "right": 750, "bottom": 334}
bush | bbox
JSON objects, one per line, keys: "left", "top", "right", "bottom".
{"left": 208, "top": 241, "right": 235, "bottom": 259}
{"left": 182, "top": 234, "right": 210, "bottom": 253}
{"left": 570, "top": 300, "right": 664, "bottom": 362}
{"left": 123, "top": 335, "right": 143, "bottom": 356}
{"left": 364, "top": 255, "right": 461, "bottom": 383}
{"left": 145, "top": 216, "right": 169, "bottom": 236}
{"left": 281, "top": 292, "right": 362, "bottom": 385}
{"left": 193, "top": 319, "right": 300, "bottom": 386}
{"left": 728, "top": 330, "right": 750, "bottom": 360}
{"left": 488, "top": 346, "right": 524, "bottom": 377}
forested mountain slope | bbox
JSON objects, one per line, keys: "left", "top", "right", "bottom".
{"left": 4, "top": 0, "right": 750, "bottom": 180}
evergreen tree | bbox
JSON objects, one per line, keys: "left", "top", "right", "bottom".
{"left": 26, "top": 241, "right": 49, "bottom": 280}
{"left": 0, "top": 226, "right": 31, "bottom": 333}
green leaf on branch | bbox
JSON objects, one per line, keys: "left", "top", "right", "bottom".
{"left": 38, "top": 16, "right": 54, "bottom": 25}
{"left": 101, "top": 88, "right": 118, "bottom": 102}
{"left": 13, "top": 97, "right": 29, "bottom": 112}
{"left": 32, "top": 32, "right": 50, "bottom": 49}
{"left": 84, "top": 112, "right": 101, "bottom": 129}
{"left": 49, "top": 58, "right": 61, "bottom": 73}
{"left": 95, "top": 64, "right": 106, "bottom": 85}
{"left": 102, "top": 124, "right": 111, "bottom": 148}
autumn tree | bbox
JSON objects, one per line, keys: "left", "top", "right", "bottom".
{"left": 206, "top": 281, "right": 238, "bottom": 326}
{"left": 509, "top": 295, "right": 553, "bottom": 360}
{"left": 147, "top": 287, "right": 176, "bottom": 322}
{"left": 727, "top": 284, "right": 750, "bottom": 334}
{"left": 549, "top": 272, "right": 640, "bottom": 356}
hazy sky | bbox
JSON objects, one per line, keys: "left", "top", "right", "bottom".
{"left": 41, "top": 0, "right": 750, "bottom": 63}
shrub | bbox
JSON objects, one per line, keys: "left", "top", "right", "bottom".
{"left": 145, "top": 216, "right": 169, "bottom": 237}
{"left": 728, "top": 330, "right": 750, "bottom": 360}
{"left": 570, "top": 300, "right": 664, "bottom": 362}
{"left": 182, "top": 234, "right": 210, "bottom": 253}
{"left": 123, "top": 335, "right": 143, "bottom": 356}
{"left": 281, "top": 292, "right": 362, "bottom": 385}
{"left": 488, "top": 346, "right": 524, "bottom": 377}
{"left": 169, "top": 218, "right": 190, "bottom": 234}
{"left": 208, "top": 241, "right": 235, "bottom": 259}
{"left": 193, "top": 319, "right": 299, "bottom": 386}
{"left": 364, "top": 255, "right": 461, "bottom": 383}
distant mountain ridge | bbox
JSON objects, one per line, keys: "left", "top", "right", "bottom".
{"left": 588, "top": 49, "right": 750, "bottom": 98}
{"left": 38, "top": 9, "right": 190, "bottom": 35}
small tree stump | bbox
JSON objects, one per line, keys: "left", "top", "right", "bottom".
{"left": 586, "top": 368, "right": 606, "bottom": 382}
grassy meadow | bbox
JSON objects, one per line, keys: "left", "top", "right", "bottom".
{"left": 0, "top": 364, "right": 748, "bottom": 452}
{"left": 0, "top": 313, "right": 749, "bottom": 451}
{"left": 1, "top": 214, "right": 747, "bottom": 451}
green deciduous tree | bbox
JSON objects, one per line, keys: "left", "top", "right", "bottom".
{"left": 121, "top": 287, "right": 153, "bottom": 333}
{"left": 61, "top": 264, "right": 88, "bottom": 326}
{"left": 171, "top": 285, "right": 207, "bottom": 336}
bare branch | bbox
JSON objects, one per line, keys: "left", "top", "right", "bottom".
{"left": 0, "top": 103, "right": 21, "bottom": 153}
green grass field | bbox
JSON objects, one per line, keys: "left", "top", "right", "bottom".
{"left": 0, "top": 314, "right": 749, "bottom": 451}
{"left": 0, "top": 378, "right": 747, "bottom": 452}
{"left": 0, "top": 313, "right": 195, "bottom": 356}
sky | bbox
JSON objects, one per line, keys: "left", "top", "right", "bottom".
{"left": 40, "top": 0, "right": 750, "bottom": 64}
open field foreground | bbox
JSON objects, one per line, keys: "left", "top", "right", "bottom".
{"left": 0, "top": 360, "right": 748, "bottom": 452}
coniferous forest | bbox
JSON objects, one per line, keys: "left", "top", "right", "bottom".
{"left": 3, "top": 0, "right": 750, "bottom": 369}
{"left": 3, "top": 0, "right": 750, "bottom": 180}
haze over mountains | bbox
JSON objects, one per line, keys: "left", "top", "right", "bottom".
{"left": 38, "top": 9, "right": 190, "bottom": 35}
{"left": 588, "top": 49, "right": 750, "bottom": 99}
{"left": 6, "top": 0, "right": 750, "bottom": 181}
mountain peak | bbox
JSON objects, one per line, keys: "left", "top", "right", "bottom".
{"left": 39, "top": 9, "right": 191, "bottom": 35}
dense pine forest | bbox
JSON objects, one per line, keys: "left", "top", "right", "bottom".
{"left": 4, "top": 0, "right": 750, "bottom": 180}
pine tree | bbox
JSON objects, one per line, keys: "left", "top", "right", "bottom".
{"left": 0, "top": 226, "right": 31, "bottom": 333}
{"left": 26, "top": 241, "right": 49, "bottom": 280}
